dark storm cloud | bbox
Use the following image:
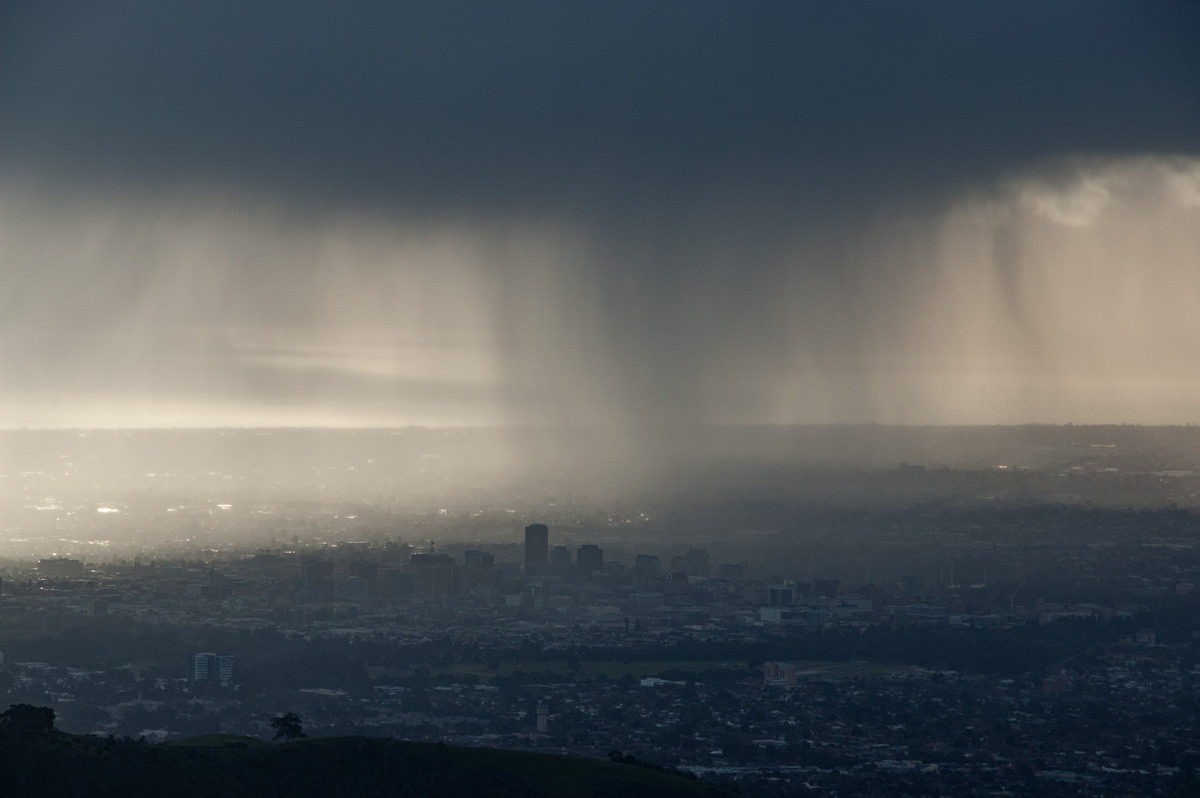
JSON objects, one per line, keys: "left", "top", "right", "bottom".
{"left": 3, "top": 1, "right": 1198, "bottom": 211}
{"left": 2, "top": 2, "right": 1200, "bottom": 431}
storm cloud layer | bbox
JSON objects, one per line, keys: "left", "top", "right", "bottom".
{"left": 2, "top": 2, "right": 1199, "bottom": 429}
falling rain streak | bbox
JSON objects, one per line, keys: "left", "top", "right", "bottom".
{"left": 1, "top": 156, "right": 1198, "bottom": 432}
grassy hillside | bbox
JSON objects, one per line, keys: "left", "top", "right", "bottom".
{"left": 0, "top": 731, "right": 726, "bottom": 798}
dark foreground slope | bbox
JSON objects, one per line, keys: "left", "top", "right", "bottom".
{"left": 0, "top": 732, "right": 725, "bottom": 798}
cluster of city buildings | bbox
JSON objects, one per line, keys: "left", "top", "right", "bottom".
{"left": 5, "top": 521, "right": 1161, "bottom": 644}
{"left": 0, "top": 517, "right": 1194, "bottom": 797}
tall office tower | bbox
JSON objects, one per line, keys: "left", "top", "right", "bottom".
{"left": 576, "top": 544, "right": 603, "bottom": 576}
{"left": 332, "top": 575, "right": 369, "bottom": 602}
{"left": 524, "top": 524, "right": 549, "bottom": 573}
{"left": 549, "top": 544, "right": 572, "bottom": 576}
{"left": 462, "top": 549, "right": 491, "bottom": 568}
{"left": 302, "top": 558, "right": 335, "bottom": 598}
{"left": 190, "top": 652, "right": 215, "bottom": 682}
{"left": 718, "top": 561, "right": 748, "bottom": 580}
{"left": 38, "top": 558, "right": 84, "bottom": 578}
{"left": 348, "top": 561, "right": 379, "bottom": 592}
{"left": 634, "top": 554, "right": 660, "bottom": 579}
{"left": 216, "top": 654, "right": 234, "bottom": 684}
{"left": 811, "top": 577, "right": 839, "bottom": 597}
{"left": 409, "top": 553, "right": 458, "bottom": 600}
{"left": 670, "top": 548, "right": 711, "bottom": 577}
{"left": 302, "top": 558, "right": 335, "bottom": 581}
{"left": 190, "top": 652, "right": 233, "bottom": 685}
{"left": 634, "top": 554, "right": 660, "bottom": 590}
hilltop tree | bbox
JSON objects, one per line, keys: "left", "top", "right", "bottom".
{"left": 270, "top": 712, "right": 307, "bottom": 741}
{"left": 0, "top": 704, "right": 56, "bottom": 738}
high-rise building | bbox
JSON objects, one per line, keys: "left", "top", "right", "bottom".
{"left": 524, "top": 524, "right": 549, "bottom": 573}
{"left": 768, "top": 584, "right": 794, "bottom": 606}
{"left": 811, "top": 578, "right": 839, "bottom": 597}
{"left": 576, "top": 544, "right": 603, "bottom": 576}
{"left": 302, "top": 558, "right": 334, "bottom": 582}
{"left": 634, "top": 554, "right": 660, "bottom": 576}
{"left": 190, "top": 652, "right": 213, "bottom": 682}
{"left": 348, "top": 561, "right": 379, "bottom": 591}
{"left": 302, "top": 558, "right": 335, "bottom": 599}
{"left": 332, "top": 575, "right": 369, "bottom": 602}
{"left": 190, "top": 652, "right": 234, "bottom": 686}
{"left": 461, "top": 550, "right": 498, "bottom": 596}
{"left": 410, "top": 553, "right": 458, "bottom": 600}
{"left": 764, "top": 661, "right": 796, "bottom": 686}
{"left": 670, "top": 548, "right": 710, "bottom": 577}
{"left": 718, "top": 561, "right": 748, "bottom": 580}
{"left": 464, "top": 549, "right": 495, "bottom": 569}
{"left": 549, "top": 544, "right": 572, "bottom": 576}
{"left": 634, "top": 554, "right": 660, "bottom": 590}
{"left": 38, "top": 558, "right": 84, "bottom": 578}
{"left": 664, "top": 571, "right": 690, "bottom": 594}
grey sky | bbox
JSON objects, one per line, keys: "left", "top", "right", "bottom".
{"left": 5, "top": 2, "right": 1197, "bottom": 202}
{"left": 2, "top": 2, "right": 1199, "bottom": 428}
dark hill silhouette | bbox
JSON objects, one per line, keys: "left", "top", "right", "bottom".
{"left": 0, "top": 715, "right": 724, "bottom": 798}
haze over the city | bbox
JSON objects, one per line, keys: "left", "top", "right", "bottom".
{"left": 2, "top": 2, "right": 1199, "bottom": 434}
